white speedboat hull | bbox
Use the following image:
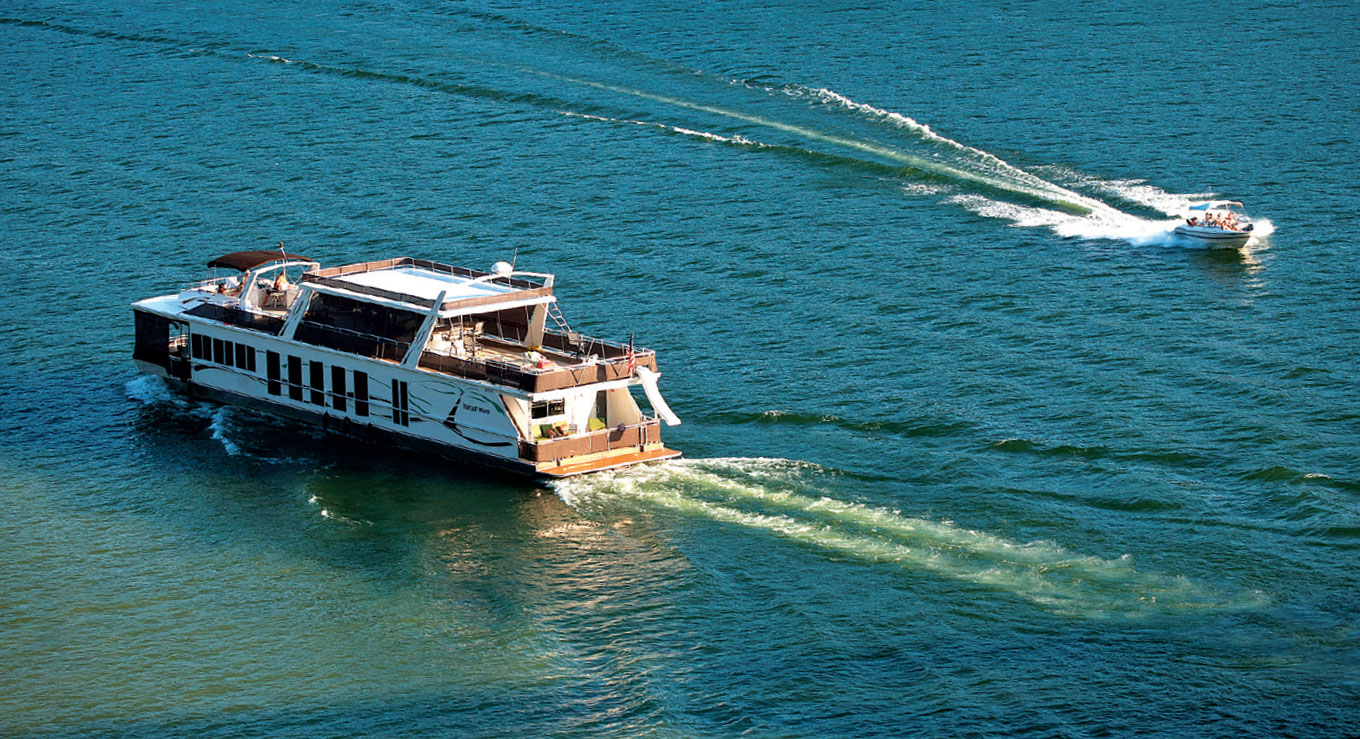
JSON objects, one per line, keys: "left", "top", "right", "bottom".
{"left": 1173, "top": 225, "right": 1252, "bottom": 249}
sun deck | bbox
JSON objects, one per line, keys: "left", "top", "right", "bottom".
{"left": 173, "top": 255, "right": 656, "bottom": 394}
{"left": 301, "top": 257, "right": 554, "bottom": 315}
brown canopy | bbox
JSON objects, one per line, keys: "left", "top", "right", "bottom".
{"left": 207, "top": 250, "right": 314, "bottom": 271}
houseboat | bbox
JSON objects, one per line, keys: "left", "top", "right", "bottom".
{"left": 131, "top": 250, "right": 681, "bottom": 477}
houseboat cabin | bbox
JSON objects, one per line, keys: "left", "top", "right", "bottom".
{"left": 132, "top": 250, "right": 681, "bottom": 477}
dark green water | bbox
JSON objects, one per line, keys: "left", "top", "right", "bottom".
{"left": 2, "top": 1, "right": 1358, "bottom": 736}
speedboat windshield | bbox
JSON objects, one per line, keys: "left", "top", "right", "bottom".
{"left": 1188, "top": 200, "right": 1246, "bottom": 215}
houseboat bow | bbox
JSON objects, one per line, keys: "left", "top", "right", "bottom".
{"left": 132, "top": 251, "right": 681, "bottom": 477}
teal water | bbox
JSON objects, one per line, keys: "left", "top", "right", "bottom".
{"left": 3, "top": 1, "right": 1359, "bottom": 736}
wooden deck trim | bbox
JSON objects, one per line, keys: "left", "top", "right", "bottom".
{"left": 537, "top": 446, "right": 681, "bottom": 477}
{"left": 440, "top": 285, "right": 553, "bottom": 313}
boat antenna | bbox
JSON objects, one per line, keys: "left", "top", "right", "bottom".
{"left": 511, "top": 246, "right": 518, "bottom": 270}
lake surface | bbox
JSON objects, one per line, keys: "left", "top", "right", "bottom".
{"left": 2, "top": 1, "right": 1358, "bottom": 736}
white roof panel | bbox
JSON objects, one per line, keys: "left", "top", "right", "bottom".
{"left": 338, "top": 266, "right": 516, "bottom": 303}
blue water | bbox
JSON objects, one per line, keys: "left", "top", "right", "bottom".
{"left": 3, "top": 1, "right": 1359, "bottom": 736}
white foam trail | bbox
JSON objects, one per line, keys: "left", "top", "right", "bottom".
{"left": 207, "top": 407, "right": 243, "bottom": 456}
{"left": 246, "top": 53, "right": 294, "bottom": 64}
{"left": 554, "top": 458, "right": 1255, "bottom": 617}
{"left": 785, "top": 86, "right": 1127, "bottom": 217}
{"left": 127, "top": 376, "right": 328, "bottom": 464}
{"left": 766, "top": 84, "right": 1279, "bottom": 246}
{"left": 1030, "top": 166, "right": 1218, "bottom": 217}
{"left": 318, "top": 505, "right": 368, "bottom": 526}
{"left": 126, "top": 375, "right": 212, "bottom": 417}
{"left": 125, "top": 375, "right": 177, "bottom": 406}
{"left": 560, "top": 111, "right": 761, "bottom": 147}
{"left": 1247, "top": 218, "right": 1276, "bottom": 238}
{"left": 947, "top": 194, "right": 1171, "bottom": 242}
{"left": 799, "top": 87, "right": 951, "bottom": 143}
{"left": 901, "top": 183, "right": 951, "bottom": 196}
{"left": 558, "top": 77, "right": 1265, "bottom": 248}
{"left": 1088, "top": 179, "right": 1211, "bottom": 217}
{"left": 550, "top": 75, "right": 1120, "bottom": 215}
{"left": 127, "top": 375, "right": 243, "bottom": 454}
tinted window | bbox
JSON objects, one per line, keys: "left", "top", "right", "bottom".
{"left": 354, "top": 371, "right": 369, "bottom": 417}
{"left": 266, "top": 351, "right": 281, "bottom": 395}
{"left": 531, "top": 399, "right": 565, "bottom": 419}
{"left": 331, "top": 366, "right": 347, "bottom": 412}
{"left": 309, "top": 361, "right": 325, "bottom": 405}
{"left": 287, "top": 356, "right": 302, "bottom": 401}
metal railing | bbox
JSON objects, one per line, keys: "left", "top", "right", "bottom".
{"left": 418, "top": 350, "right": 538, "bottom": 391}
{"left": 293, "top": 321, "right": 410, "bottom": 361}
{"left": 417, "top": 338, "right": 656, "bottom": 392}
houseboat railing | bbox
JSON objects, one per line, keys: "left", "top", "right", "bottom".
{"left": 518, "top": 419, "right": 663, "bottom": 464}
{"left": 418, "top": 350, "right": 538, "bottom": 391}
{"left": 293, "top": 321, "right": 410, "bottom": 362}
{"left": 184, "top": 303, "right": 287, "bottom": 335}
{"left": 311, "top": 256, "right": 545, "bottom": 291}
{"left": 418, "top": 341, "right": 657, "bottom": 392}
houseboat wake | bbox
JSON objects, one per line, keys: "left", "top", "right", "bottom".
{"left": 553, "top": 457, "right": 1263, "bottom": 618}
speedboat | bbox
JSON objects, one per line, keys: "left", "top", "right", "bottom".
{"left": 1173, "top": 200, "right": 1255, "bottom": 249}
{"left": 132, "top": 250, "right": 682, "bottom": 477}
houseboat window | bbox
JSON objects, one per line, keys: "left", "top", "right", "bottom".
{"left": 223, "top": 340, "right": 236, "bottom": 368}
{"left": 354, "top": 370, "right": 369, "bottom": 417}
{"left": 294, "top": 293, "right": 423, "bottom": 361}
{"left": 191, "top": 334, "right": 206, "bottom": 360}
{"left": 331, "top": 365, "right": 347, "bottom": 412}
{"left": 287, "top": 355, "right": 303, "bottom": 401}
{"left": 213, "top": 338, "right": 225, "bottom": 365}
{"left": 391, "top": 379, "right": 409, "bottom": 426}
{"left": 235, "top": 343, "right": 248, "bottom": 370}
{"left": 531, "top": 399, "right": 565, "bottom": 419}
{"left": 246, "top": 346, "right": 257, "bottom": 373}
{"left": 266, "top": 351, "right": 281, "bottom": 395}
{"left": 475, "top": 305, "right": 535, "bottom": 343}
{"left": 309, "top": 361, "right": 325, "bottom": 405}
